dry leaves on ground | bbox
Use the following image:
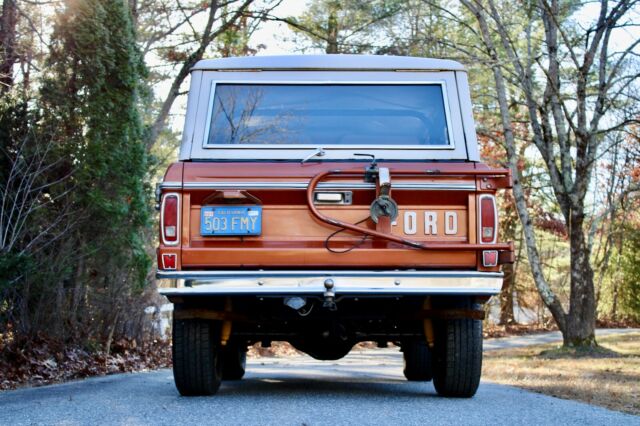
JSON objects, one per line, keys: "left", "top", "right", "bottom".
{"left": 0, "top": 333, "right": 171, "bottom": 390}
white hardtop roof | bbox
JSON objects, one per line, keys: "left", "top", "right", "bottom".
{"left": 192, "top": 54, "right": 465, "bottom": 72}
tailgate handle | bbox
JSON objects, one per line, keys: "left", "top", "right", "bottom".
{"left": 314, "top": 191, "right": 352, "bottom": 205}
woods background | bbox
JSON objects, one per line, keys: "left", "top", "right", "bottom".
{"left": 1, "top": 0, "right": 639, "bottom": 379}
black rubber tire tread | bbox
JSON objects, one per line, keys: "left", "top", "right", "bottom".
{"left": 221, "top": 345, "right": 246, "bottom": 380}
{"left": 432, "top": 300, "right": 483, "bottom": 398}
{"left": 172, "top": 318, "right": 222, "bottom": 396}
{"left": 403, "top": 340, "right": 433, "bottom": 381}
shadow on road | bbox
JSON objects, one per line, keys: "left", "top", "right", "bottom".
{"left": 217, "top": 376, "right": 435, "bottom": 399}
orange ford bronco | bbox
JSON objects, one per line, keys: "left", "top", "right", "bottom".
{"left": 157, "top": 55, "right": 514, "bottom": 397}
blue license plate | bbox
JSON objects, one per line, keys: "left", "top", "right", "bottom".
{"left": 200, "top": 206, "right": 262, "bottom": 236}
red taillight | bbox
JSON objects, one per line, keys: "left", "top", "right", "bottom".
{"left": 479, "top": 195, "right": 497, "bottom": 244}
{"left": 162, "top": 193, "right": 179, "bottom": 245}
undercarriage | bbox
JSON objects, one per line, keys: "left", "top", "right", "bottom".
{"left": 169, "top": 292, "right": 486, "bottom": 397}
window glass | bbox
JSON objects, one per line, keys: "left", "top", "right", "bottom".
{"left": 206, "top": 84, "right": 450, "bottom": 146}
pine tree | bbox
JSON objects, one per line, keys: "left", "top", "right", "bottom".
{"left": 40, "top": 0, "right": 151, "bottom": 335}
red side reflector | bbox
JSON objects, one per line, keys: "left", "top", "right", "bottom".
{"left": 162, "top": 194, "right": 179, "bottom": 245}
{"left": 482, "top": 250, "right": 498, "bottom": 267}
{"left": 479, "top": 195, "right": 497, "bottom": 243}
{"left": 162, "top": 254, "right": 177, "bottom": 270}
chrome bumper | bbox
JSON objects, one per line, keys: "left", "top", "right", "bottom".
{"left": 157, "top": 270, "right": 503, "bottom": 297}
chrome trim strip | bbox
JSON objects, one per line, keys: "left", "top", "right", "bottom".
{"left": 161, "top": 181, "right": 182, "bottom": 189}
{"left": 161, "top": 182, "right": 476, "bottom": 191}
{"left": 158, "top": 270, "right": 502, "bottom": 279}
{"left": 157, "top": 270, "right": 503, "bottom": 296}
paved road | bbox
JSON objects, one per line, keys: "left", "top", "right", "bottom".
{"left": 484, "top": 327, "right": 640, "bottom": 350}
{"left": 2, "top": 333, "right": 639, "bottom": 426}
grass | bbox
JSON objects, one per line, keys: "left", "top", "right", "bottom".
{"left": 482, "top": 332, "right": 640, "bottom": 415}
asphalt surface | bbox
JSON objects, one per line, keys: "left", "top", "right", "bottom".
{"left": 2, "top": 331, "right": 639, "bottom": 426}
{"left": 483, "top": 327, "right": 640, "bottom": 350}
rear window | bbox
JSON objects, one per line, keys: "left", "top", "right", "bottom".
{"left": 204, "top": 84, "right": 451, "bottom": 147}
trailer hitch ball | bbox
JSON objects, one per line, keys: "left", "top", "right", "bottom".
{"left": 323, "top": 279, "right": 337, "bottom": 311}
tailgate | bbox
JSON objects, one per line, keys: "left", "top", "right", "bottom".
{"left": 159, "top": 162, "right": 512, "bottom": 270}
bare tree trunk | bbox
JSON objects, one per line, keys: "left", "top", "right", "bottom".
{"left": 325, "top": 10, "right": 339, "bottom": 53}
{"left": 54, "top": 278, "right": 65, "bottom": 339}
{"left": 18, "top": 273, "right": 30, "bottom": 335}
{"left": 462, "top": 0, "right": 567, "bottom": 333}
{"left": 565, "top": 211, "right": 596, "bottom": 346}
{"left": 499, "top": 262, "right": 516, "bottom": 325}
{"left": 128, "top": 0, "right": 138, "bottom": 28}
{"left": 0, "top": 0, "right": 17, "bottom": 94}
{"left": 105, "top": 310, "right": 120, "bottom": 357}
{"left": 499, "top": 209, "right": 518, "bottom": 325}
{"left": 612, "top": 280, "right": 619, "bottom": 321}
{"left": 71, "top": 250, "right": 86, "bottom": 336}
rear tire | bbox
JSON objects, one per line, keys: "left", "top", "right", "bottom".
{"left": 172, "top": 318, "right": 222, "bottom": 396}
{"left": 221, "top": 345, "right": 247, "bottom": 380}
{"left": 432, "top": 300, "right": 483, "bottom": 398}
{"left": 403, "top": 339, "right": 433, "bottom": 381}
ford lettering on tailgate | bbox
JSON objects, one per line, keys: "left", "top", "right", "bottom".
{"left": 200, "top": 206, "right": 262, "bottom": 236}
{"left": 398, "top": 211, "right": 459, "bottom": 236}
